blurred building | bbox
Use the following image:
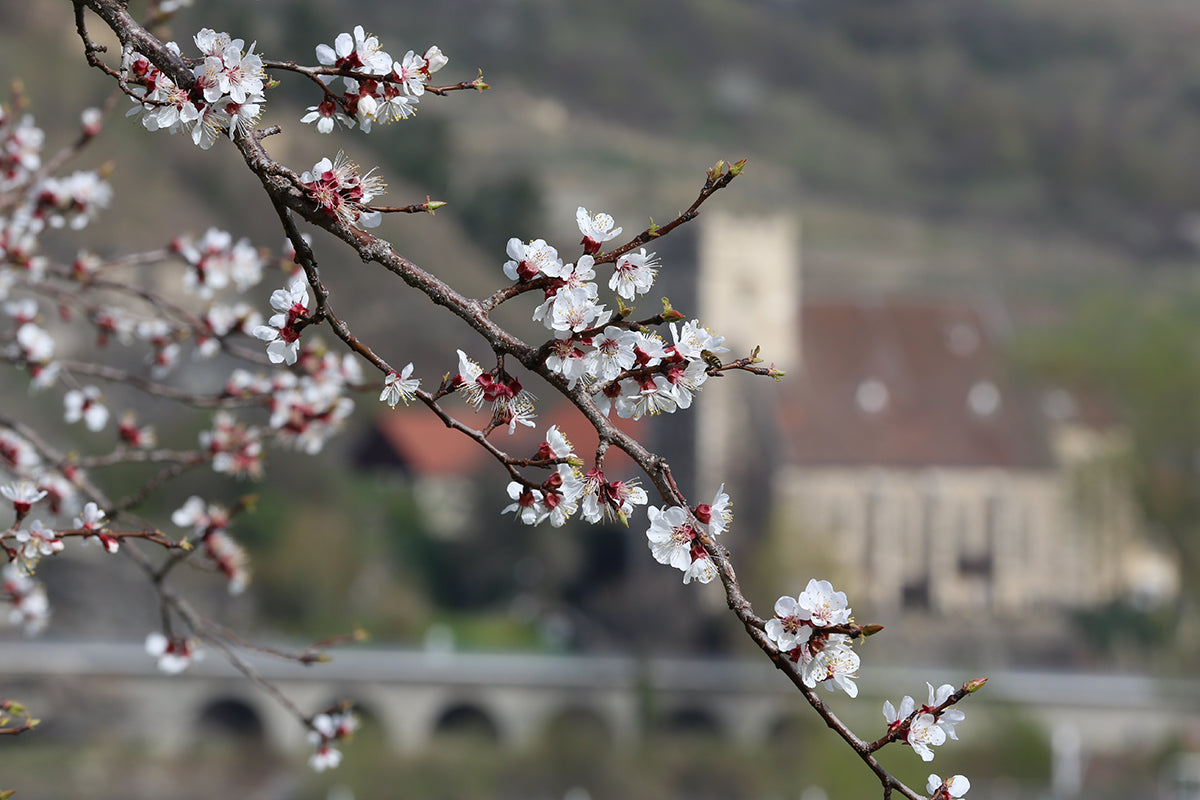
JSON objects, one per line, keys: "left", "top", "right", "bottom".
{"left": 696, "top": 212, "right": 1175, "bottom": 620}
{"left": 358, "top": 212, "right": 1176, "bottom": 640}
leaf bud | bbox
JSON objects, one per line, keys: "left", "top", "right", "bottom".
{"left": 659, "top": 297, "right": 685, "bottom": 323}
{"left": 964, "top": 677, "right": 988, "bottom": 694}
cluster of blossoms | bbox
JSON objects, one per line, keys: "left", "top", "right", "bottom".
{"left": 0, "top": 481, "right": 124, "bottom": 633}
{"left": 144, "top": 631, "right": 203, "bottom": 674}
{"left": 1, "top": 107, "right": 288, "bottom": 461}
{"left": 308, "top": 707, "right": 359, "bottom": 771}
{"left": 0, "top": 112, "right": 44, "bottom": 193}
{"left": 1, "top": 561, "right": 48, "bottom": 634}
{"left": 124, "top": 29, "right": 265, "bottom": 149}
{"left": 0, "top": 429, "right": 82, "bottom": 518}
{"left": 760, "top": 578, "right": 974, "bottom": 783}
{"left": 0, "top": 442, "right": 120, "bottom": 633}
{"left": 171, "top": 227, "right": 265, "bottom": 299}
{"left": 230, "top": 340, "right": 365, "bottom": 464}
{"left": 6, "top": 297, "right": 58, "bottom": 389}
{"left": 416, "top": 206, "right": 740, "bottom": 599}
{"left": 298, "top": 152, "right": 386, "bottom": 229}
{"left": 765, "top": 579, "right": 860, "bottom": 696}
{"left": 0, "top": 92, "right": 372, "bottom": 660}
{"left": 0, "top": 19, "right": 988, "bottom": 792}
{"left": 198, "top": 411, "right": 265, "bottom": 479}
{"left": 502, "top": 207, "right": 728, "bottom": 419}
{"left": 0, "top": 110, "right": 110, "bottom": 286}
{"left": 501, "top": 425, "right": 585, "bottom": 527}
{"left": 302, "top": 25, "right": 446, "bottom": 134}
{"left": 9, "top": 518, "right": 63, "bottom": 572}
{"left": 4, "top": 228, "right": 270, "bottom": 387}
{"left": 883, "top": 682, "right": 967, "bottom": 762}
{"left": 172, "top": 495, "right": 250, "bottom": 594}
{"left": 645, "top": 485, "right": 731, "bottom": 585}
{"left": 448, "top": 349, "right": 538, "bottom": 433}
{"left": 580, "top": 467, "right": 648, "bottom": 527}
{"left": 31, "top": 170, "right": 114, "bottom": 232}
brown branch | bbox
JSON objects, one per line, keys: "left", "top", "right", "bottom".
{"left": 56, "top": 360, "right": 269, "bottom": 408}
{"left": 477, "top": 164, "right": 742, "bottom": 315}
{"left": 77, "top": 0, "right": 194, "bottom": 90}
{"left": 592, "top": 159, "right": 746, "bottom": 266}
{"left": 266, "top": 196, "right": 528, "bottom": 483}
{"left": 0, "top": 700, "right": 38, "bottom": 736}
{"left": 370, "top": 197, "right": 446, "bottom": 215}
{"left": 61, "top": 9, "right": 970, "bottom": 798}
{"left": 112, "top": 454, "right": 209, "bottom": 513}
{"left": 200, "top": 617, "right": 366, "bottom": 666}
{"left": 11, "top": 525, "right": 188, "bottom": 549}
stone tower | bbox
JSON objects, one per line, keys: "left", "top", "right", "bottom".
{"left": 695, "top": 213, "right": 800, "bottom": 495}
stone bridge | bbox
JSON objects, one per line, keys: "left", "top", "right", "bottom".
{"left": 3, "top": 641, "right": 1197, "bottom": 761}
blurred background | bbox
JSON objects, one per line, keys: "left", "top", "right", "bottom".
{"left": 3, "top": 0, "right": 1200, "bottom": 798}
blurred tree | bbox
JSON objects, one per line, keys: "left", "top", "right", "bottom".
{"left": 1017, "top": 288, "right": 1200, "bottom": 630}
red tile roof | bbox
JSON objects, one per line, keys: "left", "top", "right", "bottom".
{"left": 780, "top": 299, "right": 1054, "bottom": 469}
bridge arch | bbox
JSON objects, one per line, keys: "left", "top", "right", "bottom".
{"left": 432, "top": 700, "right": 502, "bottom": 745}
{"left": 193, "top": 695, "right": 267, "bottom": 752}
{"left": 655, "top": 705, "right": 723, "bottom": 739}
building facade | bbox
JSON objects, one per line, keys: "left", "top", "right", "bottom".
{"left": 696, "top": 213, "right": 1168, "bottom": 619}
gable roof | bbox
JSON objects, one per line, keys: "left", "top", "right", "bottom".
{"left": 779, "top": 298, "right": 1055, "bottom": 469}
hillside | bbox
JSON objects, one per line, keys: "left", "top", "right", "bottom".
{"left": 253, "top": 0, "right": 1200, "bottom": 261}
{"left": 7, "top": 0, "right": 1200, "bottom": 305}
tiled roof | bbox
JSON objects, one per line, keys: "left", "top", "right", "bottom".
{"left": 780, "top": 298, "right": 1055, "bottom": 469}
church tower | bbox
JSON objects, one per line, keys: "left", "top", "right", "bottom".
{"left": 695, "top": 213, "right": 801, "bottom": 495}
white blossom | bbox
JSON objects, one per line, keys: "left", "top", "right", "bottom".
{"left": 380, "top": 363, "right": 419, "bottom": 408}
{"left": 796, "top": 578, "right": 851, "bottom": 628}
{"left": 927, "top": 774, "right": 970, "bottom": 799}
{"left": 63, "top": 386, "right": 109, "bottom": 432}
{"left": 576, "top": 207, "right": 622, "bottom": 254}
{"left": 145, "top": 632, "right": 203, "bottom": 674}
{"left": 610, "top": 248, "right": 658, "bottom": 299}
